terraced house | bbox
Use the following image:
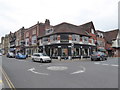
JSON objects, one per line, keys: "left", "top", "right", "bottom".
{"left": 24, "top": 19, "right": 50, "bottom": 56}
{"left": 38, "top": 21, "right": 97, "bottom": 59}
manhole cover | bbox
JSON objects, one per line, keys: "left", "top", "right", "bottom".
{"left": 47, "top": 66, "right": 68, "bottom": 71}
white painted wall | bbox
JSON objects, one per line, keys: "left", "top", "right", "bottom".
{"left": 112, "top": 32, "right": 120, "bottom": 47}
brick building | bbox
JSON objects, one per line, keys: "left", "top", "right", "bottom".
{"left": 4, "top": 34, "right": 10, "bottom": 54}
{"left": 96, "top": 30, "right": 106, "bottom": 51}
{"left": 104, "top": 29, "right": 120, "bottom": 57}
{"left": 24, "top": 20, "right": 49, "bottom": 56}
{"left": 38, "top": 21, "right": 97, "bottom": 59}
{"left": 9, "top": 32, "right": 16, "bottom": 54}
{"left": 15, "top": 27, "right": 26, "bottom": 54}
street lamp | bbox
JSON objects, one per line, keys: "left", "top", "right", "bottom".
{"left": 71, "top": 42, "right": 74, "bottom": 60}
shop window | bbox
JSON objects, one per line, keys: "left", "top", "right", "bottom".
{"left": 52, "top": 48, "right": 58, "bottom": 56}
{"left": 62, "top": 48, "right": 68, "bottom": 56}
{"left": 82, "top": 48, "right": 88, "bottom": 56}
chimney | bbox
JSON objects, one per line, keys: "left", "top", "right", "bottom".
{"left": 45, "top": 19, "right": 50, "bottom": 29}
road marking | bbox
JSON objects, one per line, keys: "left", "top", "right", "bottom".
{"left": 70, "top": 66, "right": 86, "bottom": 75}
{"left": 28, "top": 68, "right": 49, "bottom": 75}
{"left": 111, "top": 64, "right": 119, "bottom": 67}
{"left": 0, "top": 80, "right": 2, "bottom": 83}
{"left": 47, "top": 66, "right": 68, "bottom": 71}
{"left": 102, "top": 64, "right": 109, "bottom": 66}
{"left": 18, "top": 60, "right": 27, "bottom": 62}
{"left": 94, "top": 62, "right": 118, "bottom": 67}
{"left": 94, "top": 62, "right": 100, "bottom": 64}
{"left": 0, "top": 67, "right": 16, "bottom": 90}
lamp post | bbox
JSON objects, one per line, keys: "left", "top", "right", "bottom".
{"left": 71, "top": 42, "right": 74, "bottom": 60}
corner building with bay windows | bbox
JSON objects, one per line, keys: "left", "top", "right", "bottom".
{"left": 38, "top": 21, "right": 97, "bottom": 59}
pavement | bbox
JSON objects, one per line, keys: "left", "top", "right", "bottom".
{"left": 1, "top": 56, "right": 119, "bottom": 88}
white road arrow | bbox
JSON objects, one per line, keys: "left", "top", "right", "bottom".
{"left": 70, "top": 66, "right": 86, "bottom": 75}
{"left": 28, "top": 68, "right": 49, "bottom": 75}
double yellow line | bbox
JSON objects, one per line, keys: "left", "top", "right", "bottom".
{"left": 0, "top": 67, "right": 16, "bottom": 90}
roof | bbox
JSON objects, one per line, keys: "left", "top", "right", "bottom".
{"left": 104, "top": 29, "right": 119, "bottom": 43}
{"left": 53, "top": 22, "right": 88, "bottom": 35}
{"left": 39, "top": 22, "right": 94, "bottom": 38}
{"left": 79, "top": 21, "right": 96, "bottom": 33}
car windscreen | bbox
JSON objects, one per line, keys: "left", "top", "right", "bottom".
{"left": 40, "top": 53, "right": 47, "bottom": 56}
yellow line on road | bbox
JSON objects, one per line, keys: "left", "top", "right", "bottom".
{"left": 0, "top": 80, "right": 2, "bottom": 83}
{"left": 0, "top": 67, "right": 16, "bottom": 90}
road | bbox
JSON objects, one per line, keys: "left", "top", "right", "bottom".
{"left": 1, "top": 56, "right": 119, "bottom": 88}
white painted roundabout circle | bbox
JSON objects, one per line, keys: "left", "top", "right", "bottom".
{"left": 47, "top": 66, "right": 68, "bottom": 71}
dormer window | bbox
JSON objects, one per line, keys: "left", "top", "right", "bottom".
{"left": 45, "top": 28, "right": 54, "bottom": 35}
{"left": 91, "top": 29, "right": 94, "bottom": 34}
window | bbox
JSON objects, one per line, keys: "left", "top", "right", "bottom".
{"left": 91, "top": 29, "right": 94, "bottom": 34}
{"left": 26, "top": 32, "right": 29, "bottom": 37}
{"left": 42, "top": 37, "right": 49, "bottom": 42}
{"left": 72, "top": 34, "right": 80, "bottom": 41}
{"left": 82, "top": 36, "right": 88, "bottom": 43}
{"left": 32, "top": 29, "right": 36, "bottom": 35}
{"left": 25, "top": 38, "right": 29, "bottom": 46}
{"left": 118, "top": 39, "right": 120, "bottom": 46}
{"left": 32, "top": 36, "right": 37, "bottom": 45}
{"left": 97, "top": 40, "right": 104, "bottom": 47}
{"left": 60, "top": 34, "right": 69, "bottom": 42}
{"left": 46, "top": 28, "right": 54, "bottom": 35}
{"left": 50, "top": 35, "right": 57, "bottom": 42}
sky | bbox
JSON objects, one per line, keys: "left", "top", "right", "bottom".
{"left": 0, "top": 0, "right": 119, "bottom": 43}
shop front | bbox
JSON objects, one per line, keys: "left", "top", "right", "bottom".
{"left": 39, "top": 43, "right": 96, "bottom": 59}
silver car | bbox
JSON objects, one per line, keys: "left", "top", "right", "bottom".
{"left": 31, "top": 53, "right": 52, "bottom": 63}
{"left": 91, "top": 52, "right": 107, "bottom": 61}
{"left": 6, "top": 52, "right": 15, "bottom": 58}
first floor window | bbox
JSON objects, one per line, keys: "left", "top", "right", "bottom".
{"left": 32, "top": 36, "right": 37, "bottom": 45}
{"left": 25, "top": 38, "right": 29, "bottom": 46}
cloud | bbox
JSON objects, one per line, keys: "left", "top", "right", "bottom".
{"left": 0, "top": 0, "right": 119, "bottom": 42}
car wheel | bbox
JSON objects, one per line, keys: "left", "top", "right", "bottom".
{"left": 32, "top": 58, "right": 35, "bottom": 62}
{"left": 100, "top": 57, "right": 103, "bottom": 61}
{"left": 40, "top": 59, "right": 43, "bottom": 63}
{"left": 91, "top": 58, "right": 94, "bottom": 61}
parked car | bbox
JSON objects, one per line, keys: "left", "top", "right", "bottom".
{"left": 31, "top": 53, "right": 52, "bottom": 63}
{"left": 15, "top": 53, "right": 26, "bottom": 59}
{"left": 0, "top": 53, "right": 2, "bottom": 56}
{"left": 6, "top": 52, "right": 15, "bottom": 58}
{"left": 91, "top": 51, "right": 107, "bottom": 61}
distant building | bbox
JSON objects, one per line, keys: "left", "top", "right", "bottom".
{"left": 1, "top": 37, "right": 5, "bottom": 54}
{"left": 9, "top": 32, "right": 16, "bottom": 54}
{"left": 15, "top": 27, "right": 26, "bottom": 54}
{"left": 4, "top": 34, "right": 10, "bottom": 54}
{"left": 96, "top": 30, "right": 106, "bottom": 51}
{"left": 104, "top": 29, "right": 120, "bottom": 57}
